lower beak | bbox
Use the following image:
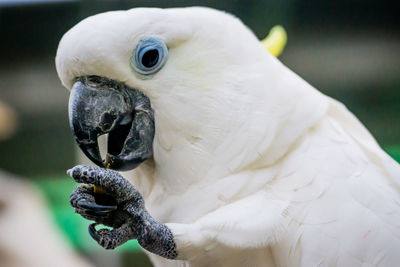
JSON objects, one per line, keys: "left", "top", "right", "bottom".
{"left": 68, "top": 76, "right": 154, "bottom": 171}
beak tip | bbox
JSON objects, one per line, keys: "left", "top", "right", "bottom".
{"left": 77, "top": 142, "right": 104, "bottom": 168}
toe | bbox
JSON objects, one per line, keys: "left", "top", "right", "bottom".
{"left": 88, "top": 224, "right": 115, "bottom": 249}
{"left": 69, "top": 184, "right": 95, "bottom": 208}
{"left": 88, "top": 223, "right": 132, "bottom": 250}
{"left": 67, "top": 165, "right": 95, "bottom": 184}
{"left": 68, "top": 165, "right": 143, "bottom": 205}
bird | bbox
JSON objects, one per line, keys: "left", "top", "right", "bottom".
{"left": 56, "top": 7, "right": 400, "bottom": 267}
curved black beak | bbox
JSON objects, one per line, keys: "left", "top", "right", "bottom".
{"left": 68, "top": 76, "right": 154, "bottom": 171}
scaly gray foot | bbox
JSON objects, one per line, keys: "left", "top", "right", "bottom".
{"left": 68, "top": 165, "right": 177, "bottom": 258}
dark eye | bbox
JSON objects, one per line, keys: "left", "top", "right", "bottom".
{"left": 131, "top": 37, "right": 168, "bottom": 76}
{"left": 142, "top": 49, "right": 159, "bottom": 68}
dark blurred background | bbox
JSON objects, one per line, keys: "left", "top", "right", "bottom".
{"left": 0, "top": 0, "right": 399, "bottom": 266}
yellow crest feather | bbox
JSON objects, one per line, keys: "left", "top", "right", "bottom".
{"left": 261, "top": 25, "right": 287, "bottom": 57}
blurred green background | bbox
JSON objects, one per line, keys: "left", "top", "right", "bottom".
{"left": 0, "top": 0, "right": 399, "bottom": 266}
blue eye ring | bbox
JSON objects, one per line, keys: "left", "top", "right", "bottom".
{"left": 131, "top": 37, "right": 168, "bottom": 76}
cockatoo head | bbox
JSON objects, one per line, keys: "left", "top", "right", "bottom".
{"left": 56, "top": 7, "right": 271, "bottom": 171}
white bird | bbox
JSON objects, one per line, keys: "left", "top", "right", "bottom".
{"left": 56, "top": 7, "right": 400, "bottom": 267}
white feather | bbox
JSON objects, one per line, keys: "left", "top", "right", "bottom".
{"left": 56, "top": 7, "right": 400, "bottom": 267}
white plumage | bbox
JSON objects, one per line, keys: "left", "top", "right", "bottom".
{"left": 56, "top": 7, "right": 400, "bottom": 267}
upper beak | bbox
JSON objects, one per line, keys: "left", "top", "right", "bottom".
{"left": 68, "top": 76, "right": 155, "bottom": 171}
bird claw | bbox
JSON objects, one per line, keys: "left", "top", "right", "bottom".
{"left": 69, "top": 165, "right": 142, "bottom": 230}
{"left": 68, "top": 165, "right": 177, "bottom": 257}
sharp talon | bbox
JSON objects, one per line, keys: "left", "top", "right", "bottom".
{"left": 76, "top": 208, "right": 111, "bottom": 219}
{"left": 77, "top": 199, "right": 117, "bottom": 212}
{"left": 89, "top": 223, "right": 100, "bottom": 241}
{"left": 93, "top": 210, "right": 114, "bottom": 216}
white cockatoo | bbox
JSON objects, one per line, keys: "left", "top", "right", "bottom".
{"left": 55, "top": 7, "right": 400, "bottom": 267}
